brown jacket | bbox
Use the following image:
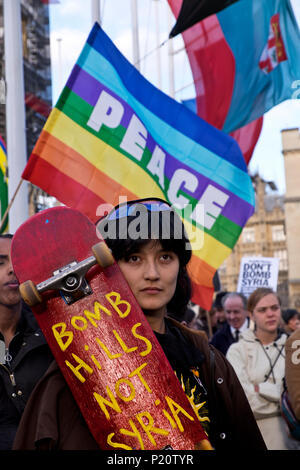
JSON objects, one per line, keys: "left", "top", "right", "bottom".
{"left": 285, "top": 328, "right": 300, "bottom": 420}
{"left": 13, "top": 319, "right": 266, "bottom": 450}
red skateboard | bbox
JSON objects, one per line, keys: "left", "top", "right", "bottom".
{"left": 11, "top": 206, "right": 212, "bottom": 450}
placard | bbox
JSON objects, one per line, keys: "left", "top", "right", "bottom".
{"left": 237, "top": 256, "right": 279, "bottom": 297}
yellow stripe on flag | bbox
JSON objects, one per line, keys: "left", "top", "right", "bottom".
{"left": 44, "top": 109, "right": 164, "bottom": 199}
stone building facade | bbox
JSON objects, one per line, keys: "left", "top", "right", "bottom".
{"left": 218, "top": 127, "right": 300, "bottom": 309}
{"left": 218, "top": 175, "right": 289, "bottom": 307}
{"left": 282, "top": 128, "right": 300, "bottom": 308}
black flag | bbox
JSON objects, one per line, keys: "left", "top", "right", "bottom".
{"left": 169, "top": 0, "right": 240, "bottom": 37}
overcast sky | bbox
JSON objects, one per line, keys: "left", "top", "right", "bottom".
{"left": 49, "top": 0, "right": 300, "bottom": 195}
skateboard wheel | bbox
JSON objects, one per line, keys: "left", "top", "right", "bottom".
{"left": 19, "top": 280, "right": 42, "bottom": 307}
{"left": 92, "top": 242, "right": 114, "bottom": 268}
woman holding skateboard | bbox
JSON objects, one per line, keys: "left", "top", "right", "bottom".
{"left": 13, "top": 198, "right": 266, "bottom": 450}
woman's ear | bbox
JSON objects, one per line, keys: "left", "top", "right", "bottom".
{"left": 249, "top": 312, "right": 255, "bottom": 331}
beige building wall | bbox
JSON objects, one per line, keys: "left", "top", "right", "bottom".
{"left": 218, "top": 175, "right": 289, "bottom": 307}
{"left": 282, "top": 128, "right": 300, "bottom": 308}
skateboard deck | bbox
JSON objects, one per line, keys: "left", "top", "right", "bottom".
{"left": 11, "top": 206, "right": 212, "bottom": 450}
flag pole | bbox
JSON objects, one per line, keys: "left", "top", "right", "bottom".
{"left": 131, "top": 0, "right": 140, "bottom": 71}
{"left": 3, "top": 0, "right": 28, "bottom": 233}
{"left": 0, "top": 179, "right": 23, "bottom": 233}
{"left": 154, "top": 0, "right": 162, "bottom": 89}
{"left": 167, "top": 5, "right": 175, "bottom": 98}
{"left": 91, "top": 0, "right": 101, "bottom": 24}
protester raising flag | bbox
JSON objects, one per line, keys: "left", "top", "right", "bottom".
{"left": 169, "top": 0, "right": 240, "bottom": 37}
{"left": 170, "top": 0, "right": 300, "bottom": 134}
{"left": 0, "top": 136, "right": 8, "bottom": 233}
{"left": 21, "top": 23, "right": 255, "bottom": 309}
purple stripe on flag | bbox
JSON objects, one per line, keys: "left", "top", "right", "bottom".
{"left": 66, "top": 65, "right": 132, "bottom": 129}
{"left": 145, "top": 135, "right": 253, "bottom": 226}
{"left": 65, "top": 65, "right": 252, "bottom": 227}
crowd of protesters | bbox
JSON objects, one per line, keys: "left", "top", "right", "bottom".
{"left": 188, "top": 288, "right": 300, "bottom": 450}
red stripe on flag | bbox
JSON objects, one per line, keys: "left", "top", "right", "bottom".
{"left": 168, "top": 0, "right": 235, "bottom": 128}
{"left": 191, "top": 282, "right": 214, "bottom": 311}
{"left": 41, "top": 0, "right": 60, "bottom": 4}
{"left": 230, "top": 118, "right": 263, "bottom": 165}
{"left": 23, "top": 154, "right": 107, "bottom": 222}
{"left": 185, "top": 20, "right": 235, "bottom": 129}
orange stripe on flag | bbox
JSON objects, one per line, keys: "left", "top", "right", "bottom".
{"left": 188, "top": 255, "right": 215, "bottom": 288}
{"left": 33, "top": 131, "right": 137, "bottom": 205}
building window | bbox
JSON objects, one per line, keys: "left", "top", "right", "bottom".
{"left": 273, "top": 250, "right": 288, "bottom": 270}
{"left": 242, "top": 227, "right": 255, "bottom": 244}
{"left": 272, "top": 225, "right": 285, "bottom": 242}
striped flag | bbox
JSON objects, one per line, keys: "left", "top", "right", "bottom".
{"left": 21, "top": 24, "right": 255, "bottom": 309}
{"left": 169, "top": 0, "right": 300, "bottom": 133}
{"left": 169, "top": 0, "right": 263, "bottom": 165}
{"left": 0, "top": 136, "right": 8, "bottom": 233}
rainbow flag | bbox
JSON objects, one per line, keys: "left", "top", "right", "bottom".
{"left": 0, "top": 135, "right": 8, "bottom": 233}
{"left": 22, "top": 24, "right": 255, "bottom": 309}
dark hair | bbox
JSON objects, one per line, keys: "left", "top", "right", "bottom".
{"left": 247, "top": 287, "right": 281, "bottom": 313}
{"left": 213, "top": 291, "right": 228, "bottom": 310}
{"left": 282, "top": 308, "right": 299, "bottom": 324}
{"left": 98, "top": 201, "right": 192, "bottom": 319}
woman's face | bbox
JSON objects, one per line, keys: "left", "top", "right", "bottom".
{"left": 287, "top": 315, "right": 300, "bottom": 332}
{"left": 251, "top": 293, "right": 281, "bottom": 335}
{"left": 117, "top": 240, "right": 180, "bottom": 318}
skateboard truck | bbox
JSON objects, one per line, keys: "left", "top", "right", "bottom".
{"left": 19, "top": 242, "right": 114, "bottom": 307}
{"left": 52, "top": 260, "right": 94, "bottom": 305}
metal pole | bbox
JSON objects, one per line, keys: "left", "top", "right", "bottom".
{"left": 56, "top": 38, "right": 63, "bottom": 93}
{"left": 3, "top": 0, "right": 28, "bottom": 232}
{"left": 154, "top": 0, "right": 162, "bottom": 89}
{"left": 167, "top": 5, "right": 175, "bottom": 98}
{"left": 131, "top": 0, "right": 140, "bottom": 70}
{"left": 91, "top": 0, "right": 101, "bottom": 25}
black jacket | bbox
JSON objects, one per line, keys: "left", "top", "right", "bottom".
{"left": 0, "top": 304, "right": 53, "bottom": 449}
{"left": 210, "top": 322, "right": 236, "bottom": 356}
{"left": 169, "top": 319, "right": 266, "bottom": 450}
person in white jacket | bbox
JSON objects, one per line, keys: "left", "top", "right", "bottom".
{"left": 226, "top": 287, "right": 292, "bottom": 450}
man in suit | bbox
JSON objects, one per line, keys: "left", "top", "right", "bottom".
{"left": 210, "top": 292, "right": 249, "bottom": 356}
